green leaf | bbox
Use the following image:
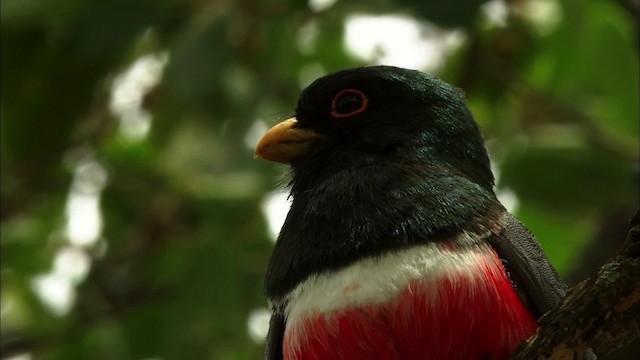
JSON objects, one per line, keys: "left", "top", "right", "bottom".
{"left": 499, "top": 145, "right": 635, "bottom": 212}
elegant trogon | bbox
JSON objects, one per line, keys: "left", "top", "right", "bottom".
{"left": 254, "top": 66, "right": 595, "bottom": 360}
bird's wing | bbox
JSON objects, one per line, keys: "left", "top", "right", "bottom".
{"left": 491, "top": 212, "right": 597, "bottom": 360}
{"left": 490, "top": 212, "right": 567, "bottom": 317}
{"left": 265, "top": 312, "right": 285, "bottom": 360}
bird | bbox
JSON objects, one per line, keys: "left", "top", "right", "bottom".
{"left": 254, "top": 66, "right": 594, "bottom": 360}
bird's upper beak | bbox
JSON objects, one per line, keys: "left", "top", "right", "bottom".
{"left": 255, "top": 117, "right": 320, "bottom": 163}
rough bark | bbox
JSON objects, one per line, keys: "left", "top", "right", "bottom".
{"left": 509, "top": 211, "right": 640, "bottom": 359}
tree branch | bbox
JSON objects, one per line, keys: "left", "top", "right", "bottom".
{"left": 510, "top": 211, "right": 640, "bottom": 359}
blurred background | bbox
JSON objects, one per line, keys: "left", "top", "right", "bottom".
{"left": 1, "top": 0, "right": 638, "bottom": 359}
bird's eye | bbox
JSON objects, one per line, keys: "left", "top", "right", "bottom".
{"left": 331, "top": 89, "right": 368, "bottom": 118}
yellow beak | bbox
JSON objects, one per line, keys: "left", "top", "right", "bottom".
{"left": 254, "top": 117, "right": 320, "bottom": 163}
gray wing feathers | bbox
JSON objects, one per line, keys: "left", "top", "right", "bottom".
{"left": 496, "top": 212, "right": 596, "bottom": 360}
{"left": 499, "top": 212, "right": 568, "bottom": 314}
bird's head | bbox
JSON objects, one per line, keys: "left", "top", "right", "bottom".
{"left": 256, "top": 66, "right": 494, "bottom": 193}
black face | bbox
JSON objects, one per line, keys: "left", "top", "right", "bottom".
{"left": 291, "top": 65, "right": 494, "bottom": 193}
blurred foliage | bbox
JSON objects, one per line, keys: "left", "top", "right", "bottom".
{"left": 1, "top": 0, "right": 638, "bottom": 359}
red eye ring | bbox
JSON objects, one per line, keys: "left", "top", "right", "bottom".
{"left": 331, "top": 89, "right": 368, "bottom": 118}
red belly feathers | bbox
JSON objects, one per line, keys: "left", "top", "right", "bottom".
{"left": 282, "top": 248, "right": 538, "bottom": 360}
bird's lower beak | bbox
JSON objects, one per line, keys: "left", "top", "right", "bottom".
{"left": 254, "top": 117, "right": 320, "bottom": 163}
